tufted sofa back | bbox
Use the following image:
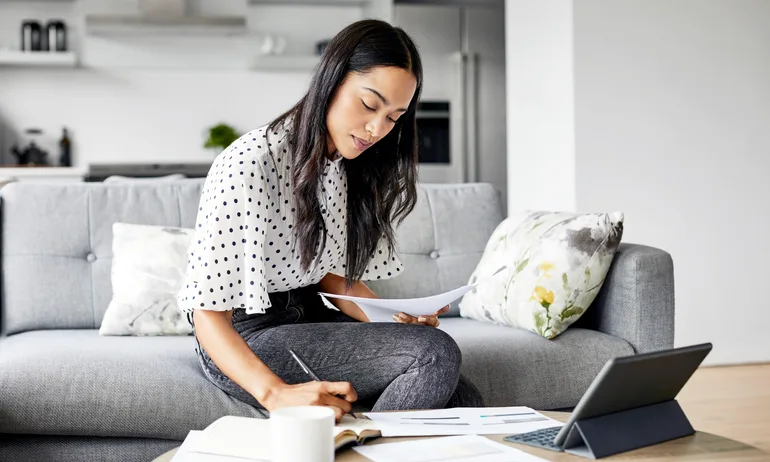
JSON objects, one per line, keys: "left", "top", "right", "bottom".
{"left": 0, "top": 180, "right": 503, "bottom": 334}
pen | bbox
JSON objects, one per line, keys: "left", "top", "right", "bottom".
{"left": 289, "top": 349, "right": 357, "bottom": 419}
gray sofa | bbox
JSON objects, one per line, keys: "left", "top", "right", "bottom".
{"left": 0, "top": 180, "right": 674, "bottom": 462}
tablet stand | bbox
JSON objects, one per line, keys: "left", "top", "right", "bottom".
{"left": 562, "top": 400, "right": 695, "bottom": 459}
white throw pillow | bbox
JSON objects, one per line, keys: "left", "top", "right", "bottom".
{"left": 103, "top": 174, "right": 186, "bottom": 183}
{"left": 458, "top": 211, "right": 624, "bottom": 339}
{"left": 99, "top": 222, "right": 194, "bottom": 336}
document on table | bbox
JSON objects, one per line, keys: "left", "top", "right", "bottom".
{"left": 362, "top": 407, "right": 562, "bottom": 437}
{"left": 352, "top": 435, "right": 548, "bottom": 462}
{"left": 318, "top": 266, "right": 508, "bottom": 322}
{"left": 174, "top": 417, "right": 270, "bottom": 461}
{"left": 171, "top": 430, "right": 263, "bottom": 461}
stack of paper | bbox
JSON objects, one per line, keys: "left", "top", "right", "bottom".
{"left": 353, "top": 435, "right": 549, "bottom": 462}
{"left": 363, "top": 407, "right": 562, "bottom": 437}
{"left": 171, "top": 417, "right": 271, "bottom": 461}
{"left": 171, "top": 430, "right": 264, "bottom": 461}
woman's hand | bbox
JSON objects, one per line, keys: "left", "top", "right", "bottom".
{"left": 392, "top": 305, "right": 450, "bottom": 328}
{"left": 263, "top": 381, "right": 358, "bottom": 422}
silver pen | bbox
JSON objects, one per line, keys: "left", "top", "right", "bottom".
{"left": 289, "top": 349, "right": 356, "bottom": 419}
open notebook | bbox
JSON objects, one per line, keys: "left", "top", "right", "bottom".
{"left": 182, "top": 415, "right": 382, "bottom": 460}
{"left": 333, "top": 415, "right": 383, "bottom": 448}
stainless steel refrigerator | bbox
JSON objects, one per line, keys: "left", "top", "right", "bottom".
{"left": 393, "top": 0, "right": 507, "bottom": 210}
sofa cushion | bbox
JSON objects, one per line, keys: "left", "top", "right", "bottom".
{"left": 458, "top": 210, "right": 624, "bottom": 339}
{"left": 0, "top": 435, "right": 178, "bottom": 462}
{"left": 438, "top": 318, "right": 634, "bottom": 410}
{"left": 0, "top": 330, "right": 262, "bottom": 440}
{"left": 368, "top": 184, "right": 505, "bottom": 317}
{"left": 0, "top": 322, "right": 632, "bottom": 440}
{"left": 99, "top": 222, "right": 194, "bottom": 336}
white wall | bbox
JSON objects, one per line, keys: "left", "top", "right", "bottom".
{"left": 0, "top": 0, "right": 358, "bottom": 166}
{"left": 506, "top": 0, "right": 770, "bottom": 365}
{"left": 574, "top": 0, "right": 770, "bottom": 365}
{"left": 505, "top": 0, "right": 576, "bottom": 214}
{"left": 0, "top": 68, "right": 309, "bottom": 165}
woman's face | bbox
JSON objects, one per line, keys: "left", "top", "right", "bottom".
{"left": 326, "top": 66, "right": 417, "bottom": 160}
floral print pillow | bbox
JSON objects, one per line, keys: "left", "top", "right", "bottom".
{"left": 458, "top": 211, "right": 624, "bottom": 339}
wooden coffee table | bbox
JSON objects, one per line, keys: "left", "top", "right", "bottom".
{"left": 153, "top": 411, "right": 769, "bottom": 461}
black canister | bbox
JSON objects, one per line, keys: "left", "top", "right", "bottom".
{"left": 315, "top": 39, "right": 331, "bottom": 56}
{"left": 46, "top": 20, "right": 67, "bottom": 52}
{"left": 21, "top": 19, "right": 43, "bottom": 52}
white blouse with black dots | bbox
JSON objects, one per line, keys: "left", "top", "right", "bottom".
{"left": 177, "top": 118, "right": 403, "bottom": 314}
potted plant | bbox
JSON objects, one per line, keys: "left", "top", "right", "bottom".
{"left": 204, "top": 123, "right": 239, "bottom": 154}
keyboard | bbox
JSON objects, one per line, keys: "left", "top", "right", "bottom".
{"left": 503, "top": 426, "right": 564, "bottom": 452}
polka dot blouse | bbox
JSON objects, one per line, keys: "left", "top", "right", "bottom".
{"left": 177, "top": 118, "right": 403, "bottom": 314}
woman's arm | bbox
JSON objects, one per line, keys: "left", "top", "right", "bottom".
{"left": 318, "top": 273, "right": 376, "bottom": 322}
{"left": 193, "top": 309, "right": 357, "bottom": 420}
{"left": 193, "top": 309, "right": 283, "bottom": 402}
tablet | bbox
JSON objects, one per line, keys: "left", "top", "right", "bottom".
{"left": 554, "top": 342, "right": 712, "bottom": 447}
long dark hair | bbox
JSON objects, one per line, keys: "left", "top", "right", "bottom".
{"left": 267, "top": 19, "right": 423, "bottom": 290}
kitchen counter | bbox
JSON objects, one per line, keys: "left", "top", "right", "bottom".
{"left": 0, "top": 166, "right": 87, "bottom": 182}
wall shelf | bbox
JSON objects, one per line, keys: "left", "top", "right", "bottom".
{"left": 252, "top": 55, "right": 320, "bottom": 72}
{"left": 0, "top": 50, "right": 77, "bottom": 67}
{"left": 246, "top": 0, "right": 391, "bottom": 22}
{"left": 248, "top": 0, "right": 368, "bottom": 5}
{"left": 84, "top": 15, "right": 248, "bottom": 36}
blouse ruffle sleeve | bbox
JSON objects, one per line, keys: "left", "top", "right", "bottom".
{"left": 177, "top": 151, "right": 271, "bottom": 314}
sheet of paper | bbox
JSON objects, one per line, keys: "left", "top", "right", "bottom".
{"left": 362, "top": 407, "right": 563, "bottom": 437}
{"left": 171, "top": 430, "right": 258, "bottom": 462}
{"left": 184, "top": 416, "right": 271, "bottom": 461}
{"left": 352, "top": 434, "right": 548, "bottom": 462}
{"left": 319, "top": 265, "right": 507, "bottom": 321}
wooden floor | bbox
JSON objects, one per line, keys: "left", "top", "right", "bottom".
{"left": 678, "top": 363, "right": 770, "bottom": 453}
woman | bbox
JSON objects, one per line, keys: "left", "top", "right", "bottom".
{"left": 178, "top": 19, "right": 484, "bottom": 421}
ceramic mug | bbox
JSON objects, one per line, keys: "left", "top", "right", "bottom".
{"left": 270, "top": 406, "right": 335, "bottom": 462}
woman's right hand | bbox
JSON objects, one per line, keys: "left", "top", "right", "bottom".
{"left": 262, "top": 381, "right": 358, "bottom": 422}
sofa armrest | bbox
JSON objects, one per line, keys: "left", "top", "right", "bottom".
{"left": 575, "top": 243, "right": 675, "bottom": 353}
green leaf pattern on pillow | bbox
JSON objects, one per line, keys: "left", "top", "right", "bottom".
{"left": 459, "top": 211, "right": 624, "bottom": 339}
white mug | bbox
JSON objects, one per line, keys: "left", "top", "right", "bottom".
{"left": 270, "top": 406, "right": 335, "bottom": 462}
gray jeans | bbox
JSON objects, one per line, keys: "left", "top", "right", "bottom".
{"left": 192, "top": 284, "right": 484, "bottom": 412}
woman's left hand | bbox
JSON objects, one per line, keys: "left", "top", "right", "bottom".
{"left": 392, "top": 305, "right": 450, "bottom": 328}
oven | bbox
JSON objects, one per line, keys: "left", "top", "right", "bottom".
{"left": 416, "top": 101, "right": 450, "bottom": 165}
{"left": 415, "top": 98, "right": 466, "bottom": 184}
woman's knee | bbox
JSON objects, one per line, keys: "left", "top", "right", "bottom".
{"left": 409, "top": 326, "right": 462, "bottom": 375}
